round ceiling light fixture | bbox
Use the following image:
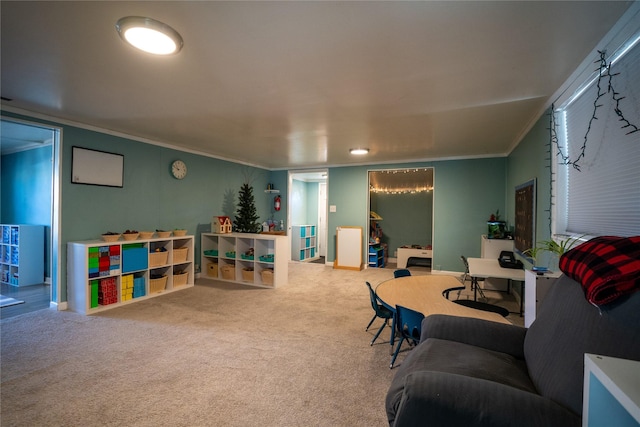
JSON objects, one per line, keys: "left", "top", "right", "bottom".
{"left": 349, "top": 148, "right": 370, "bottom": 155}
{"left": 116, "top": 16, "right": 183, "bottom": 55}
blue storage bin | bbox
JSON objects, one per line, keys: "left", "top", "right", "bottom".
{"left": 122, "top": 247, "right": 148, "bottom": 273}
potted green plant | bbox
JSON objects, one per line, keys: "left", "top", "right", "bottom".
{"left": 539, "top": 235, "right": 585, "bottom": 257}
{"left": 526, "top": 235, "right": 585, "bottom": 272}
{"left": 523, "top": 245, "right": 546, "bottom": 269}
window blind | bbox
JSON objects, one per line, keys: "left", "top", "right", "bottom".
{"left": 557, "top": 38, "right": 640, "bottom": 237}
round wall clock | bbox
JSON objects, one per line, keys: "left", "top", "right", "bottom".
{"left": 171, "top": 160, "right": 187, "bottom": 179}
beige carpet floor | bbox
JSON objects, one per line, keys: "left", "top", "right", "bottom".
{"left": 1, "top": 263, "right": 521, "bottom": 427}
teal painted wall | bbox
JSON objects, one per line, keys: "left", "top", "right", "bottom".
{"left": 370, "top": 191, "right": 433, "bottom": 257}
{"left": 269, "top": 170, "right": 288, "bottom": 227}
{"left": 506, "top": 109, "right": 554, "bottom": 268}
{"left": 326, "top": 158, "right": 508, "bottom": 271}
{"left": 290, "top": 179, "right": 319, "bottom": 227}
{"left": 305, "top": 182, "right": 319, "bottom": 227}
{"left": 327, "top": 165, "right": 369, "bottom": 264}
{"left": 1, "top": 145, "right": 52, "bottom": 278}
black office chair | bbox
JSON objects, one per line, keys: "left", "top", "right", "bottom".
{"left": 460, "top": 255, "right": 487, "bottom": 300}
{"left": 393, "top": 268, "right": 411, "bottom": 278}
{"left": 366, "top": 282, "right": 395, "bottom": 346}
{"left": 390, "top": 305, "right": 425, "bottom": 369}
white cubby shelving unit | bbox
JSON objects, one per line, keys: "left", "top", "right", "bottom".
{"left": 583, "top": 354, "right": 640, "bottom": 426}
{"left": 67, "top": 235, "right": 194, "bottom": 315}
{"left": 291, "top": 225, "right": 317, "bottom": 261}
{"left": 1, "top": 224, "right": 44, "bottom": 287}
{"left": 201, "top": 232, "right": 288, "bottom": 288}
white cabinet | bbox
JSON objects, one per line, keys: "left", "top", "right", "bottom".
{"left": 583, "top": 354, "right": 640, "bottom": 427}
{"left": 524, "top": 269, "right": 562, "bottom": 327}
{"left": 480, "top": 235, "right": 514, "bottom": 291}
{"left": 201, "top": 233, "right": 288, "bottom": 288}
{"left": 67, "top": 235, "right": 194, "bottom": 314}
{"left": 1, "top": 224, "right": 44, "bottom": 286}
{"left": 291, "top": 225, "right": 317, "bottom": 261}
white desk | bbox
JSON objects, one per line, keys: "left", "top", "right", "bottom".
{"left": 467, "top": 257, "right": 525, "bottom": 314}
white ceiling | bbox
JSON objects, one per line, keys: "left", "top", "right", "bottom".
{"left": 0, "top": 1, "right": 633, "bottom": 169}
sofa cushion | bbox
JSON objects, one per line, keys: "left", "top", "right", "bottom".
{"left": 415, "top": 339, "right": 537, "bottom": 392}
{"left": 387, "top": 337, "right": 538, "bottom": 424}
{"left": 524, "top": 274, "right": 640, "bottom": 415}
{"left": 390, "top": 371, "right": 579, "bottom": 427}
{"left": 559, "top": 235, "right": 640, "bottom": 305}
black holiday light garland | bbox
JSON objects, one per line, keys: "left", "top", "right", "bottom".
{"left": 556, "top": 50, "right": 639, "bottom": 172}
{"left": 546, "top": 105, "right": 558, "bottom": 236}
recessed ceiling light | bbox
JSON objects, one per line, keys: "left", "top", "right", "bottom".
{"left": 116, "top": 16, "right": 183, "bottom": 55}
{"left": 349, "top": 148, "right": 369, "bottom": 155}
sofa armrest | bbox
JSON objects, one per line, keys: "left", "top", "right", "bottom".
{"left": 421, "top": 314, "right": 527, "bottom": 359}
{"left": 387, "top": 371, "right": 579, "bottom": 427}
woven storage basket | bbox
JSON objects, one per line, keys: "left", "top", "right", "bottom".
{"left": 207, "top": 262, "right": 218, "bottom": 277}
{"left": 173, "top": 229, "right": 187, "bottom": 236}
{"left": 101, "top": 234, "right": 120, "bottom": 242}
{"left": 173, "top": 247, "right": 188, "bottom": 263}
{"left": 156, "top": 231, "right": 172, "bottom": 238}
{"left": 149, "top": 251, "right": 169, "bottom": 267}
{"left": 261, "top": 269, "right": 274, "bottom": 285}
{"left": 221, "top": 265, "right": 235, "bottom": 280}
{"left": 139, "top": 231, "right": 154, "bottom": 239}
{"left": 122, "top": 233, "right": 139, "bottom": 241}
{"left": 241, "top": 268, "right": 254, "bottom": 282}
{"left": 149, "top": 276, "right": 167, "bottom": 293}
{"left": 173, "top": 273, "right": 188, "bottom": 287}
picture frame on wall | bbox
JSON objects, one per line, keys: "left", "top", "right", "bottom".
{"left": 71, "top": 146, "right": 124, "bottom": 188}
{"left": 514, "top": 179, "right": 536, "bottom": 256}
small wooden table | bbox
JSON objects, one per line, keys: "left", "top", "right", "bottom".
{"left": 375, "top": 275, "right": 511, "bottom": 325}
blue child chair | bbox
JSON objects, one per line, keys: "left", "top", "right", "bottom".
{"left": 366, "top": 282, "right": 395, "bottom": 346}
{"left": 390, "top": 304, "right": 425, "bottom": 368}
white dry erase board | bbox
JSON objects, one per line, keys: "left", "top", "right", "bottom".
{"left": 334, "top": 226, "right": 363, "bottom": 271}
{"left": 71, "top": 146, "right": 124, "bottom": 188}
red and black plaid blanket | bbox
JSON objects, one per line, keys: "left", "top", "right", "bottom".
{"left": 559, "top": 236, "right": 640, "bottom": 306}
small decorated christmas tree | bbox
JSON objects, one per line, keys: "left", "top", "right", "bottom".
{"left": 234, "top": 183, "right": 260, "bottom": 233}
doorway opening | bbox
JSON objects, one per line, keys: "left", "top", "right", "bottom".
{"left": 287, "top": 170, "right": 328, "bottom": 264}
{"left": 367, "top": 167, "right": 434, "bottom": 270}
{"left": 0, "top": 117, "right": 61, "bottom": 319}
